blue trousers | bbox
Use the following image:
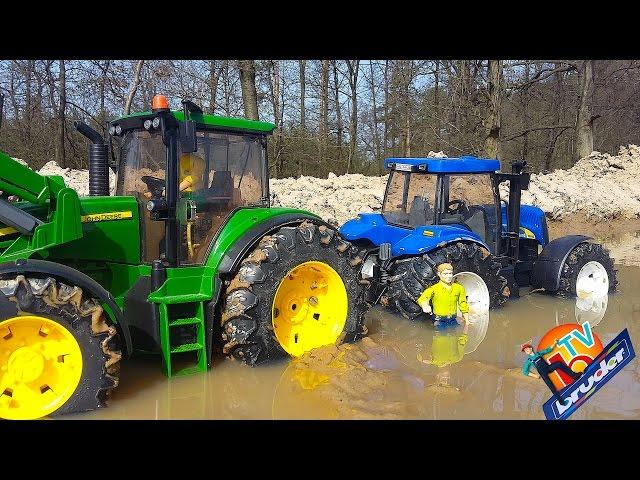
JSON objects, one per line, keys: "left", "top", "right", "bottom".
{"left": 433, "top": 315, "right": 459, "bottom": 329}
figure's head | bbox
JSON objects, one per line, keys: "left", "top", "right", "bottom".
{"left": 437, "top": 263, "right": 454, "bottom": 284}
{"left": 521, "top": 342, "right": 534, "bottom": 355}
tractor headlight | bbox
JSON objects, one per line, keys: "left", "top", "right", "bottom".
{"left": 143, "top": 119, "right": 152, "bottom": 130}
{"left": 108, "top": 125, "right": 116, "bottom": 135}
{"left": 115, "top": 125, "right": 122, "bottom": 135}
{"left": 152, "top": 117, "right": 160, "bottom": 129}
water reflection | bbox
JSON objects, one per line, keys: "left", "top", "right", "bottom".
{"left": 575, "top": 292, "right": 608, "bottom": 327}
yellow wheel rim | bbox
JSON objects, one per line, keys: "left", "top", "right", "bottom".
{"left": 272, "top": 261, "right": 348, "bottom": 357}
{"left": 0, "top": 315, "right": 83, "bottom": 420}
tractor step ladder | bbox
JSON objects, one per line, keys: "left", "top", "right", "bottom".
{"left": 157, "top": 296, "right": 209, "bottom": 378}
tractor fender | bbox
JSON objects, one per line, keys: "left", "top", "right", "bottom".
{"left": 0, "top": 258, "right": 132, "bottom": 357}
{"left": 530, "top": 235, "right": 593, "bottom": 292}
{"left": 217, "top": 213, "right": 339, "bottom": 276}
{"left": 392, "top": 226, "right": 489, "bottom": 258}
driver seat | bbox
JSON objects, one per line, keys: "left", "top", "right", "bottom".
{"left": 408, "top": 196, "right": 434, "bottom": 226}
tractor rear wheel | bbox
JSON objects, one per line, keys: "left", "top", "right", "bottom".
{"left": 383, "top": 242, "right": 510, "bottom": 320}
{"left": 557, "top": 242, "right": 617, "bottom": 297}
{"left": 0, "top": 275, "right": 121, "bottom": 419}
{"left": 220, "top": 220, "right": 369, "bottom": 366}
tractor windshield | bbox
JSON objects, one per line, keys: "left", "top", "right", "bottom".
{"left": 116, "top": 128, "right": 268, "bottom": 264}
{"left": 382, "top": 171, "right": 437, "bottom": 226}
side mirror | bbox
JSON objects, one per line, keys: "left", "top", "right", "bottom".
{"left": 179, "top": 120, "right": 197, "bottom": 153}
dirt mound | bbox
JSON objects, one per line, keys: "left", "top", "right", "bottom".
{"left": 502, "top": 145, "right": 640, "bottom": 221}
{"left": 36, "top": 160, "right": 118, "bottom": 195}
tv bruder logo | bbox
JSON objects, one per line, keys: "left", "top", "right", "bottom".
{"left": 542, "top": 329, "right": 635, "bottom": 420}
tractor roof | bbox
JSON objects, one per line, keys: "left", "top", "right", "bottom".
{"left": 113, "top": 110, "right": 276, "bottom": 135}
{"left": 384, "top": 156, "right": 501, "bottom": 174}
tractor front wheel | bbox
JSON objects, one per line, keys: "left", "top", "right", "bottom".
{"left": 557, "top": 242, "right": 617, "bottom": 297}
{"left": 220, "top": 220, "right": 368, "bottom": 366}
{"left": 384, "top": 242, "right": 510, "bottom": 320}
{"left": 0, "top": 276, "right": 121, "bottom": 419}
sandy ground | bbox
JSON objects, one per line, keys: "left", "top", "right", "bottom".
{"left": 9, "top": 145, "right": 640, "bottom": 266}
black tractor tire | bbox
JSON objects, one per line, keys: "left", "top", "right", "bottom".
{"left": 0, "top": 275, "right": 121, "bottom": 418}
{"left": 219, "top": 220, "right": 369, "bottom": 366}
{"left": 557, "top": 242, "right": 618, "bottom": 297}
{"left": 383, "top": 242, "right": 510, "bottom": 320}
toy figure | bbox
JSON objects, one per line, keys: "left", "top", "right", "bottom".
{"left": 417, "top": 263, "right": 469, "bottom": 328}
{"left": 143, "top": 152, "right": 206, "bottom": 199}
{"left": 521, "top": 340, "right": 582, "bottom": 402}
{"left": 178, "top": 152, "right": 205, "bottom": 193}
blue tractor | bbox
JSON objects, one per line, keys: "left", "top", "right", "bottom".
{"left": 340, "top": 156, "right": 617, "bottom": 320}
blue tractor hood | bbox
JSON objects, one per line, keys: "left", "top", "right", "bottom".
{"left": 340, "top": 213, "right": 489, "bottom": 258}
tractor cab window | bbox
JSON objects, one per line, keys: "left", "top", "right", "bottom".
{"left": 382, "top": 171, "right": 437, "bottom": 227}
{"left": 438, "top": 174, "right": 499, "bottom": 251}
{"left": 178, "top": 131, "right": 267, "bottom": 265}
{"left": 116, "top": 130, "right": 167, "bottom": 263}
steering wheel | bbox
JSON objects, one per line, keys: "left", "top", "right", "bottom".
{"left": 141, "top": 176, "right": 165, "bottom": 197}
{"left": 445, "top": 199, "right": 469, "bottom": 216}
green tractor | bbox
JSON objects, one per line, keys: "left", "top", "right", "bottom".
{"left": 0, "top": 95, "right": 369, "bottom": 420}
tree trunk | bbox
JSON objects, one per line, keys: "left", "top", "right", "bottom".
{"left": 24, "top": 60, "right": 34, "bottom": 146}
{"left": 208, "top": 60, "right": 219, "bottom": 115}
{"left": 56, "top": 60, "right": 67, "bottom": 167}
{"left": 238, "top": 60, "right": 259, "bottom": 120}
{"left": 433, "top": 60, "right": 440, "bottom": 150}
{"left": 383, "top": 60, "right": 389, "bottom": 155}
{"left": 267, "top": 61, "right": 283, "bottom": 175}
{"left": 346, "top": 60, "right": 359, "bottom": 173}
{"left": 543, "top": 66, "right": 564, "bottom": 171}
{"left": 124, "top": 60, "right": 144, "bottom": 115}
{"left": 369, "top": 61, "right": 382, "bottom": 170}
{"left": 319, "top": 60, "right": 330, "bottom": 143}
{"left": 332, "top": 60, "right": 343, "bottom": 150}
{"left": 299, "top": 60, "right": 306, "bottom": 131}
{"left": 575, "top": 60, "right": 595, "bottom": 162}
{"left": 521, "top": 61, "right": 531, "bottom": 162}
{"left": 484, "top": 59, "right": 502, "bottom": 159}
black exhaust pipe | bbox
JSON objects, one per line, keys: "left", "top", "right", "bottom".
{"left": 74, "top": 121, "right": 109, "bottom": 196}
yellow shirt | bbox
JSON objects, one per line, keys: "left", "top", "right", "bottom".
{"left": 179, "top": 153, "right": 205, "bottom": 192}
{"left": 417, "top": 281, "right": 469, "bottom": 317}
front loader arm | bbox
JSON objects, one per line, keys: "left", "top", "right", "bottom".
{"left": 0, "top": 152, "right": 83, "bottom": 260}
{"left": 0, "top": 151, "right": 66, "bottom": 204}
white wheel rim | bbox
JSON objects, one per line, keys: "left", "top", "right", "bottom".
{"left": 576, "top": 261, "right": 609, "bottom": 297}
{"left": 452, "top": 271, "right": 490, "bottom": 313}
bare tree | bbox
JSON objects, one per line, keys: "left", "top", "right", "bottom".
{"left": 346, "top": 60, "right": 360, "bottom": 173}
{"left": 208, "top": 60, "right": 219, "bottom": 114}
{"left": 484, "top": 59, "right": 502, "bottom": 159}
{"left": 319, "top": 60, "right": 330, "bottom": 143}
{"left": 57, "top": 60, "right": 67, "bottom": 167}
{"left": 332, "top": 60, "right": 344, "bottom": 150}
{"left": 299, "top": 60, "right": 306, "bottom": 131}
{"left": 575, "top": 60, "right": 596, "bottom": 161}
{"left": 238, "top": 60, "right": 259, "bottom": 120}
{"left": 124, "top": 60, "right": 144, "bottom": 115}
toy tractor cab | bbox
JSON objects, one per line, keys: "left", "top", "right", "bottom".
{"left": 110, "top": 97, "right": 270, "bottom": 266}
{"left": 341, "top": 156, "right": 617, "bottom": 320}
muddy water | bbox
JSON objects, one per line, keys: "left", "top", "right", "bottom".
{"left": 74, "top": 266, "right": 640, "bottom": 420}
